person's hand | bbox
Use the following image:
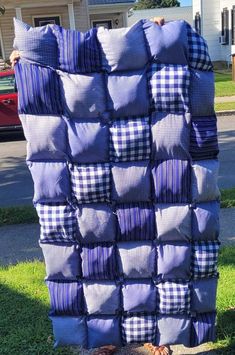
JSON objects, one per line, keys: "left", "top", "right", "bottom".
{"left": 151, "top": 17, "right": 165, "bottom": 26}
{"left": 10, "top": 50, "right": 20, "bottom": 67}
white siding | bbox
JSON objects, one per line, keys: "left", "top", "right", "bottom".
{"left": 0, "top": 9, "right": 15, "bottom": 59}
{"left": 74, "top": 0, "right": 90, "bottom": 31}
{"left": 128, "top": 6, "right": 193, "bottom": 26}
{"left": 21, "top": 6, "right": 70, "bottom": 28}
{"left": 219, "top": 0, "right": 234, "bottom": 61}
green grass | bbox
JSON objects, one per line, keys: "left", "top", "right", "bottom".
{"left": 215, "top": 71, "right": 235, "bottom": 97}
{"left": 220, "top": 187, "right": 235, "bottom": 208}
{"left": 215, "top": 101, "right": 235, "bottom": 112}
{"left": 0, "top": 206, "right": 38, "bottom": 226}
{"left": 0, "top": 248, "right": 234, "bottom": 354}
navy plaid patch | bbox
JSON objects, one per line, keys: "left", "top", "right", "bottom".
{"left": 187, "top": 24, "right": 213, "bottom": 71}
{"left": 157, "top": 282, "right": 190, "bottom": 314}
{"left": 147, "top": 63, "right": 190, "bottom": 113}
{"left": 70, "top": 163, "right": 111, "bottom": 203}
{"left": 110, "top": 117, "right": 151, "bottom": 162}
{"left": 36, "top": 203, "right": 77, "bottom": 243}
{"left": 192, "top": 242, "right": 219, "bottom": 279}
{"left": 122, "top": 315, "right": 157, "bottom": 344}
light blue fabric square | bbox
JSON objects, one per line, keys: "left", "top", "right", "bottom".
{"left": 50, "top": 316, "right": 87, "bottom": 347}
{"left": 58, "top": 71, "right": 106, "bottom": 119}
{"left": 28, "top": 162, "right": 71, "bottom": 203}
{"left": 151, "top": 112, "right": 190, "bottom": 160}
{"left": 13, "top": 18, "right": 58, "bottom": 68}
{"left": 122, "top": 280, "right": 157, "bottom": 312}
{"left": 107, "top": 70, "right": 149, "bottom": 118}
{"left": 191, "top": 278, "right": 218, "bottom": 313}
{"left": 97, "top": 21, "right": 149, "bottom": 72}
{"left": 77, "top": 203, "right": 116, "bottom": 243}
{"left": 112, "top": 161, "right": 151, "bottom": 203}
{"left": 66, "top": 117, "right": 109, "bottom": 163}
{"left": 192, "top": 202, "right": 220, "bottom": 241}
{"left": 20, "top": 114, "right": 67, "bottom": 161}
{"left": 40, "top": 243, "right": 80, "bottom": 280}
{"left": 117, "top": 241, "right": 155, "bottom": 278}
{"left": 156, "top": 315, "right": 191, "bottom": 347}
{"left": 84, "top": 281, "right": 120, "bottom": 314}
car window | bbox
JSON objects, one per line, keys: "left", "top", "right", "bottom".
{"left": 0, "top": 74, "right": 16, "bottom": 94}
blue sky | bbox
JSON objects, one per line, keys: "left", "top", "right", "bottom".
{"left": 180, "top": 0, "right": 192, "bottom": 6}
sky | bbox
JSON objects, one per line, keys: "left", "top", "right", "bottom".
{"left": 180, "top": 0, "right": 192, "bottom": 6}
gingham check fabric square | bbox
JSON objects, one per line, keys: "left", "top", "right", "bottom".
{"left": 110, "top": 117, "right": 151, "bottom": 162}
{"left": 70, "top": 163, "right": 111, "bottom": 203}
{"left": 36, "top": 203, "right": 77, "bottom": 242}
{"left": 192, "top": 242, "right": 219, "bottom": 279}
{"left": 122, "top": 315, "right": 157, "bottom": 344}
{"left": 187, "top": 24, "right": 213, "bottom": 71}
{"left": 147, "top": 63, "right": 190, "bottom": 113}
{"left": 157, "top": 282, "right": 190, "bottom": 314}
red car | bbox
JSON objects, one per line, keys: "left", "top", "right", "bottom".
{"left": 0, "top": 70, "right": 21, "bottom": 130}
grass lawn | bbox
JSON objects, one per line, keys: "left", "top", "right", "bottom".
{"left": 215, "top": 71, "right": 235, "bottom": 97}
{"left": 215, "top": 102, "right": 235, "bottom": 112}
{"left": 0, "top": 247, "right": 234, "bottom": 354}
{"left": 221, "top": 187, "right": 235, "bottom": 208}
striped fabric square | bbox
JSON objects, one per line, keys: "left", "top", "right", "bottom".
{"left": 152, "top": 159, "right": 191, "bottom": 203}
{"left": 190, "top": 115, "right": 219, "bottom": 160}
{"left": 54, "top": 26, "right": 101, "bottom": 73}
{"left": 36, "top": 203, "right": 77, "bottom": 243}
{"left": 122, "top": 315, "right": 157, "bottom": 344}
{"left": 46, "top": 281, "right": 83, "bottom": 316}
{"left": 157, "top": 282, "right": 190, "bottom": 314}
{"left": 81, "top": 244, "right": 117, "bottom": 280}
{"left": 70, "top": 163, "right": 111, "bottom": 203}
{"left": 191, "top": 312, "right": 216, "bottom": 347}
{"left": 186, "top": 24, "right": 213, "bottom": 71}
{"left": 110, "top": 117, "right": 151, "bottom": 162}
{"left": 147, "top": 63, "right": 190, "bottom": 113}
{"left": 15, "top": 62, "right": 62, "bottom": 115}
{"left": 192, "top": 242, "right": 219, "bottom": 279}
{"left": 116, "top": 202, "right": 155, "bottom": 241}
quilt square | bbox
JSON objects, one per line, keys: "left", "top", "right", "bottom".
{"left": 84, "top": 281, "right": 120, "bottom": 314}
{"left": 46, "top": 281, "right": 83, "bottom": 316}
{"left": 156, "top": 282, "right": 190, "bottom": 314}
{"left": 110, "top": 117, "right": 151, "bottom": 162}
{"left": 66, "top": 118, "right": 109, "bottom": 163}
{"left": 191, "top": 312, "right": 216, "bottom": 347}
{"left": 116, "top": 202, "right": 155, "bottom": 241}
{"left": 152, "top": 159, "right": 191, "bottom": 204}
{"left": 156, "top": 315, "right": 191, "bottom": 347}
{"left": 147, "top": 63, "right": 190, "bottom": 113}
{"left": 186, "top": 24, "right": 213, "bottom": 71}
{"left": 151, "top": 112, "right": 190, "bottom": 160}
{"left": 191, "top": 278, "right": 218, "bottom": 313}
{"left": 157, "top": 243, "right": 191, "bottom": 280}
{"left": 117, "top": 241, "right": 155, "bottom": 278}
{"left": 122, "top": 315, "right": 157, "bottom": 344}
{"left": 70, "top": 163, "right": 111, "bottom": 203}
{"left": 36, "top": 203, "right": 77, "bottom": 243}
{"left": 88, "top": 316, "right": 122, "bottom": 348}
{"left": 77, "top": 203, "right": 116, "bottom": 243}
{"left": 112, "top": 161, "right": 151, "bottom": 203}
{"left": 190, "top": 115, "right": 219, "bottom": 160}
{"left": 122, "top": 280, "right": 157, "bottom": 312}
{"left": 81, "top": 244, "right": 117, "bottom": 280}
{"left": 15, "top": 62, "right": 62, "bottom": 115}
{"left": 192, "top": 242, "right": 219, "bottom": 279}
{"left": 192, "top": 201, "right": 220, "bottom": 241}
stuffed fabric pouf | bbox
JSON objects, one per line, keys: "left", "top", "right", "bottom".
{"left": 14, "top": 18, "right": 219, "bottom": 350}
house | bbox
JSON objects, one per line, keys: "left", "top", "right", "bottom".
{"left": 0, "top": 0, "right": 135, "bottom": 62}
{"left": 192, "top": 0, "right": 235, "bottom": 64}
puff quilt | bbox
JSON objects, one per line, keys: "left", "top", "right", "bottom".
{"left": 13, "top": 18, "right": 220, "bottom": 349}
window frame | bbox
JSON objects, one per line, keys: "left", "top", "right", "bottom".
{"left": 221, "top": 7, "right": 229, "bottom": 45}
{"left": 194, "top": 12, "right": 201, "bottom": 35}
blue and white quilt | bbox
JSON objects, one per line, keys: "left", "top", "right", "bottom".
{"left": 14, "top": 18, "right": 220, "bottom": 349}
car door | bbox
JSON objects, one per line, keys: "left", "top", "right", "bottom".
{"left": 0, "top": 72, "right": 20, "bottom": 129}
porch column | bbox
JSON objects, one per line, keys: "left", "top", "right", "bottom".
{"left": 15, "top": 7, "right": 22, "bottom": 21}
{"left": 68, "top": 3, "right": 76, "bottom": 30}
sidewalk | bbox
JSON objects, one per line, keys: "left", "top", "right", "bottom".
{"left": 215, "top": 95, "right": 235, "bottom": 103}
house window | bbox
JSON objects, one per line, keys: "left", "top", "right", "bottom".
{"left": 232, "top": 6, "right": 235, "bottom": 45}
{"left": 92, "top": 20, "right": 112, "bottom": 29}
{"left": 221, "top": 7, "right": 229, "bottom": 45}
{"left": 33, "top": 16, "right": 61, "bottom": 27}
{"left": 194, "top": 12, "right": 201, "bottom": 34}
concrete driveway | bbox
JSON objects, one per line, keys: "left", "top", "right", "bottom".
{"left": 0, "top": 115, "right": 234, "bottom": 207}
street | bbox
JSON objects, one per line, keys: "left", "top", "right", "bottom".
{"left": 0, "top": 115, "right": 234, "bottom": 207}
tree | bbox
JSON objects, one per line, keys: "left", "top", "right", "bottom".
{"left": 133, "top": 0, "right": 180, "bottom": 10}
